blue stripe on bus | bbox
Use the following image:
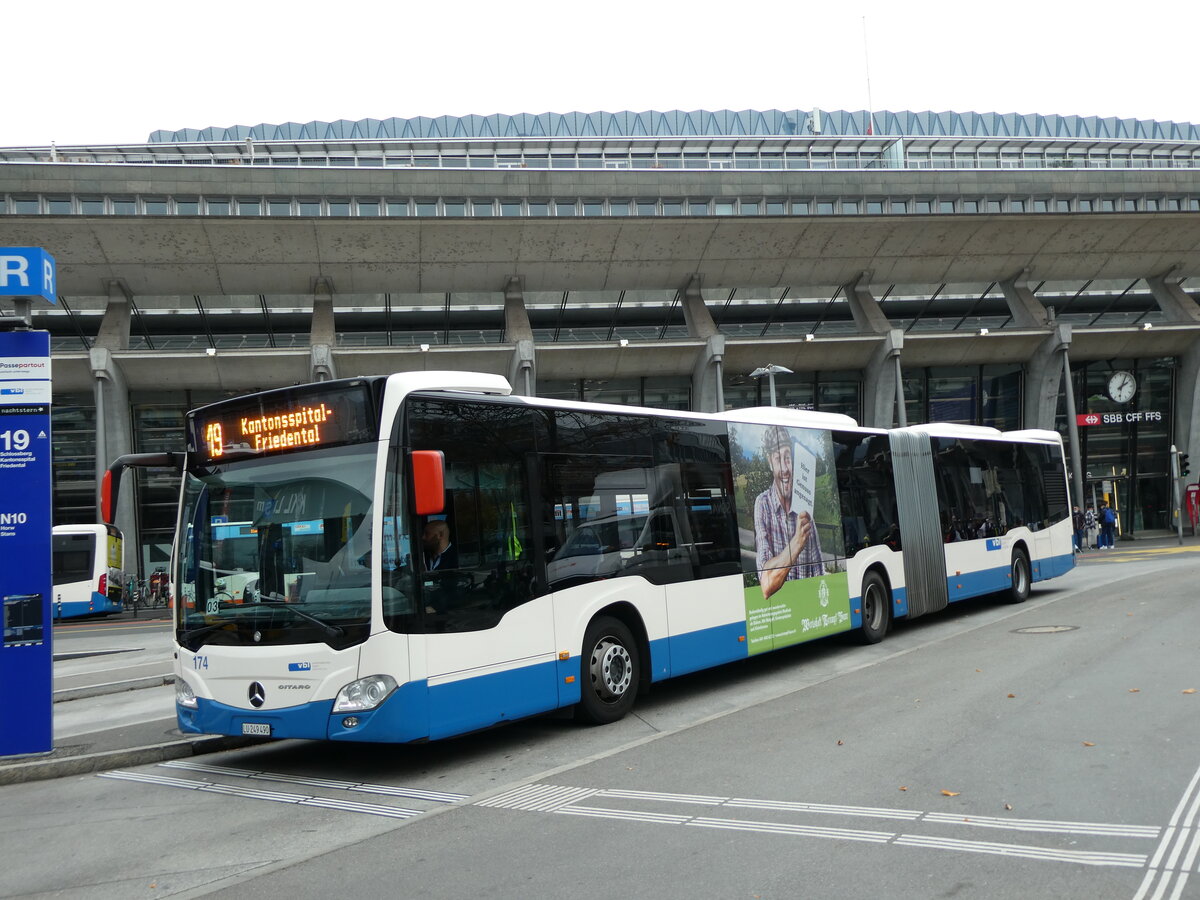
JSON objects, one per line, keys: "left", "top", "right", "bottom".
{"left": 178, "top": 695, "right": 336, "bottom": 739}
{"left": 946, "top": 564, "right": 1013, "bottom": 602}
{"left": 1036, "top": 551, "right": 1076, "bottom": 580}
{"left": 426, "top": 660, "right": 560, "bottom": 740}
{"left": 944, "top": 551, "right": 1076, "bottom": 603}
{"left": 668, "top": 621, "right": 748, "bottom": 676}
{"left": 53, "top": 591, "right": 121, "bottom": 619}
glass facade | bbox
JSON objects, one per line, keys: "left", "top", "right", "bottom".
{"left": 540, "top": 376, "right": 691, "bottom": 410}
{"left": 723, "top": 371, "right": 861, "bottom": 421}
{"left": 52, "top": 399, "right": 97, "bottom": 525}
{"left": 897, "top": 366, "right": 1021, "bottom": 430}
{"left": 1063, "top": 359, "right": 1176, "bottom": 533}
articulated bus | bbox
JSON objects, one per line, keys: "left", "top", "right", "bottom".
{"left": 51, "top": 524, "right": 125, "bottom": 619}
{"left": 103, "top": 371, "right": 1074, "bottom": 743}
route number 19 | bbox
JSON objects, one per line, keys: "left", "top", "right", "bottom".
{"left": 0, "top": 430, "right": 30, "bottom": 451}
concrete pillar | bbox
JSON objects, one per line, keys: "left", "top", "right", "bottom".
{"left": 310, "top": 344, "right": 337, "bottom": 382}
{"left": 504, "top": 276, "right": 536, "bottom": 395}
{"left": 1147, "top": 270, "right": 1200, "bottom": 324}
{"left": 95, "top": 280, "right": 132, "bottom": 351}
{"left": 1024, "top": 324, "right": 1071, "bottom": 431}
{"left": 861, "top": 329, "right": 904, "bottom": 428}
{"left": 842, "top": 271, "right": 891, "bottom": 335}
{"left": 691, "top": 334, "right": 726, "bottom": 413}
{"left": 310, "top": 278, "right": 336, "bottom": 382}
{"left": 89, "top": 347, "right": 135, "bottom": 540}
{"left": 680, "top": 275, "right": 717, "bottom": 339}
{"left": 1000, "top": 269, "right": 1050, "bottom": 328}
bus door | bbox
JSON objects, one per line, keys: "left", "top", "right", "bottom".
{"left": 404, "top": 397, "right": 554, "bottom": 740}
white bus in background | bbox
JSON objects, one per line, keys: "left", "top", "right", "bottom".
{"left": 51, "top": 524, "right": 125, "bottom": 619}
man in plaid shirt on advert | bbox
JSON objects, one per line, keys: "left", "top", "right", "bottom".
{"left": 754, "top": 425, "right": 824, "bottom": 600}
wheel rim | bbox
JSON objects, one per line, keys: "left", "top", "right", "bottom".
{"left": 589, "top": 636, "right": 633, "bottom": 703}
{"left": 863, "top": 582, "right": 882, "bottom": 631}
{"left": 1015, "top": 558, "right": 1029, "bottom": 594}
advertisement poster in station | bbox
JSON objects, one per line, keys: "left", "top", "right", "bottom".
{"left": 728, "top": 422, "right": 849, "bottom": 655}
{"left": 0, "top": 330, "right": 53, "bottom": 756}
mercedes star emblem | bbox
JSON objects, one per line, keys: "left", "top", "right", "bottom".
{"left": 248, "top": 682, "right": 266, "bottom": 708}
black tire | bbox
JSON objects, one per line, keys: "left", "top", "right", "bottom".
{"left": 1007, "top": 549, "right": 1031, "bottom": 604}
{"left": 858, "top": 570, "right": 891, "bottom": 644}
{"left": 575, "top": 616, "right": 640, "bottom": 725}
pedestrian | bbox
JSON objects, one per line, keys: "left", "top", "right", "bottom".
{"left": 1071, "top": 505, "right": 1085, "bottom": 553}
{"left": 1099, "top": 502, "right": 1117, "bottom": 549}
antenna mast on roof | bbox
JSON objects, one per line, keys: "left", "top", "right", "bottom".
{"left": 862, "top": 16, "right": 874, "bottom": 136}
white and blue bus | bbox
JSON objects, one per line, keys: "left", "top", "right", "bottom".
{"left": 103, "top": 371, "right": 1074, "bottom": 742}
{"left": 51, "top": 524, "right": 125, "bottom": 619}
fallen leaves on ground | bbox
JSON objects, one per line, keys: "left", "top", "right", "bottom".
{"left": 1083, "top": 741, "right": 1096, "bottom": 747}
{"left": 941, "top": 789, "right": 960, "bottom": 797}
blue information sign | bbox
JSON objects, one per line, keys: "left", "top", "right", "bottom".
{"left": 0, "top": 330, "right": 53, "bottom": 757}
{"left": 0, "top": 248, "right": 57, "bottom": 304}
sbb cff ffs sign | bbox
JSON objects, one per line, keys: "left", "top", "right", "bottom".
{"left": 0, "top": 248, "right": 57, "bottom": 304}
{"left": 1077, "top": 410, "right": 1163, "bottom": 427}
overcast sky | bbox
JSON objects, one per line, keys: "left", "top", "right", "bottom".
{"left": 5, "top": 0, "right": 1196, "bottom": 147}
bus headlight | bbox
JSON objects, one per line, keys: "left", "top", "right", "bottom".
{"left": 176, "top": 679, "right": 198, "bottom": 709}
{"left": 333, "top": 675, "right": 397, "bottom": 712}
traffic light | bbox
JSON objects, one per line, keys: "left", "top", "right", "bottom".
{"left": 1182, "top": 453, "right": 1191, "bottom": 478}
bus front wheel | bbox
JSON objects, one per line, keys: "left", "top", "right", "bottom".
{"left": 1007, "top": 549, "right": 1031, "bottom": 604}
{"left": 576, "top": 616, "right": 639, "bottom": 725}
{"left": 858, "top": 570, "right": 891, "bottom": 644}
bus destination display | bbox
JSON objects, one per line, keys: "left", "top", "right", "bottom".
{"left": 191, "top": 384, "right": 375, "bottom": 463}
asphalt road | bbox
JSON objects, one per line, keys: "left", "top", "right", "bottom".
{"left": 2, "top": 546, "right": 1199, "bottom": 899}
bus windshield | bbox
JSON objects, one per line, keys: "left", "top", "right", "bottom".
{"left": 175, "top": 445, "right": 377, "bottom": 651}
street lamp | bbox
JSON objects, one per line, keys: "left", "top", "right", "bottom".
{"left": 749, "top": 364, "right": 793, "bottom": 407}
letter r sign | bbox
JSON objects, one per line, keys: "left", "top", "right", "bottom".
{"left": 0, "top": 248, "right": 57, "bottom": 304}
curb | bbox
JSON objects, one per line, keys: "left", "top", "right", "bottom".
{"left": 0, "top": 734, "right": 267, "bottom": 786}
{"left": 53, "top": 674, "right": 175, "bottom": 704}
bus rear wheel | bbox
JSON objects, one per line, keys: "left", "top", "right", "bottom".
{"left": 1007, "top": 549, "right": 1031, "bottom": 604}
{"left": 858, "top": 570, "right": 891, "bottom": 644}
{"left": 575, "top": 616, "right": 639, "bottom": 725}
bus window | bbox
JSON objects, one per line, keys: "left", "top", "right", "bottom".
{"left": 52, "top": 533, "right": 95, "bottom": 586}
{"left": 404, "top": 397, "right": 540, "bottom": 633}
{"left": 543, "top": 457, "right": 693, "bottom": 590}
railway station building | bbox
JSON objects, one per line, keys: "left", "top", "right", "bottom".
{"left": 3, "top": 108, "right": 1200, "bottom": 572}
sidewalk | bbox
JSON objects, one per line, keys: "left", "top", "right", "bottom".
{"left": 0, "top": 608, "right": 261, "bottom": 786}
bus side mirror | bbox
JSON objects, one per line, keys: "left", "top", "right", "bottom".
{"left": 101, "top": 452, "right": 184, "bottom": 524}
{"left": 411, "top": 450, "right": 445, "bottom": 516}
{"left": 100, "top": 470, "right": 116, "bottom": 524}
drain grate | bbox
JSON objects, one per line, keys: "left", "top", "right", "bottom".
{"left": 1012, "top": 626, "right": 1078, "bottom": 634}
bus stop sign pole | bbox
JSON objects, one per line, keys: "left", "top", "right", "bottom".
{"left": 0, "top": 248, "right": 56, "bottom": 757}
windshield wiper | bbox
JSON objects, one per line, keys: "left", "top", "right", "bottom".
{"left": 235, "top": 599, "right": 346, "bottom": 641}
{"left": 179, "top": 620, "right": 236, "bottom": 648}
